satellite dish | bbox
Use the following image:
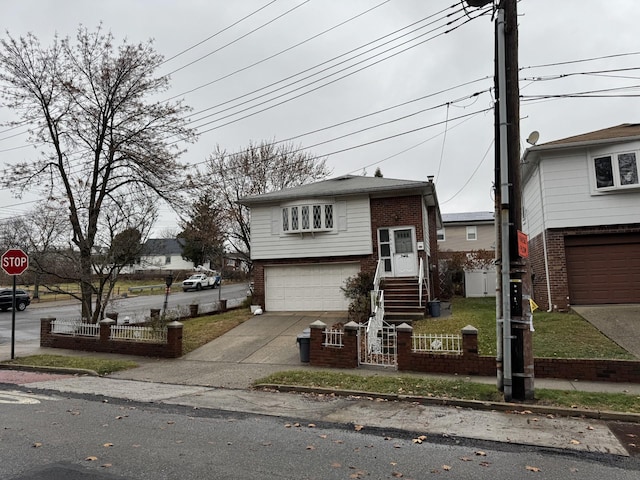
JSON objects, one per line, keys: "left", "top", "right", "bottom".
{"left": 526, "top": 131, "right": 540, "bottom": 145}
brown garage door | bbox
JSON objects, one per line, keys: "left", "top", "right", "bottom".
{"left": 565, "top": 234, "right": 640, "bottom": 305}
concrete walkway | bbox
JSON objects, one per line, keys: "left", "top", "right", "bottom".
{"left": 572, "top": 304, "right": 640, "bottom": 359}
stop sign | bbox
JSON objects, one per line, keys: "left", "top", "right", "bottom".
{"left": 2, "top": 249, "right": 29, "bottom": 276}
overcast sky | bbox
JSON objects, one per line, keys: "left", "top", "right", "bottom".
{"left": 1, "top": 0, "right": 639, "bottom": 236}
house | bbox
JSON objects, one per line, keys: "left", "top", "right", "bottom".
{"left": 122, "top": 238, "right": 203, "bottom": 273}
{"left": 522, "top": 123, "right": 640, "bottom": 311}
{"left": 438, "top": 211, "right": 496, "bottom": 298}
{"left": 239, "top": 175, "right": 442, "bottom": 313}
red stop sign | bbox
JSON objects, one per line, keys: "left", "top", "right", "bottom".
{"left": 2, "top": 249, "right": 29, "bottom": 275}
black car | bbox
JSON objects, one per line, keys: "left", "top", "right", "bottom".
{"left": 0, "top": 288, "right": 31, "bottom": 311}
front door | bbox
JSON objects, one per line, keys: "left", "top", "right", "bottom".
{"left": 378, "top": 227, "right": 418, "bottom": 277}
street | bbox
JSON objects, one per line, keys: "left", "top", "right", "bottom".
{"left": 0, "top": 282, "right": 250, "bottom": 344}
{"left": 0, "top": 388, "right": 638, "bottom": 480}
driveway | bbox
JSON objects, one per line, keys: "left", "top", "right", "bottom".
{"left": 572, "top": 304, "right": 640, "bottom": 359}
{"left": 109, "top": 311, "right": 348, "bottom": 389}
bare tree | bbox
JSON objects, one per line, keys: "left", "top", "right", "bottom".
{"left": 200, "top": 140, "right": 330, "bottom": 264}
{"left": 0, "top": 26, "right": 196, "bottom": 322}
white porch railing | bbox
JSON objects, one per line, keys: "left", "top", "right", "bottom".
{"left": 412, "top": 333, "right": 461, "bottom": 353}
{"left": 419, "top": 257, "right": 424, "bottom": 307}
{"left": 368, "top": 259, "right": 386, "bottom": 353}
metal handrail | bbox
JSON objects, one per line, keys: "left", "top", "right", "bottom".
{"left": 418, "top": 258, "right": 424, "bottom": 307}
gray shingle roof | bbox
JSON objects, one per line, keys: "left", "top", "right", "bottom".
{"left": 142, "top": 238, "right": 184, "bottom": 255}
{"left": 238, "top": 175, "right": 435, "bottom": 205}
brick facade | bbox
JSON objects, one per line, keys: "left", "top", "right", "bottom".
{"left": 529, "top": 223, "right": 640, "bottom": 311}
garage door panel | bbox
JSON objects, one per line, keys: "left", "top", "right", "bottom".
{"left": 265, "top": 264, "right": 359, "bottom": 311}
{"left": 566, "top": 236, "right": 640, "bottom": 305}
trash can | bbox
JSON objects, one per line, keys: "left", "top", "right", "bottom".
{"left": 428, "top": 300, "right": 441, "bottom": 318}
{"left": 296, "top": 328, "right": 311, "bottom": 363}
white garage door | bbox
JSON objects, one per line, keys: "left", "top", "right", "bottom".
{"left": 265, "top": 263, "right": 360, "bottom": 311}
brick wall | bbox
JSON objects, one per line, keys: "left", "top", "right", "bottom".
{"left": 40, "top": 318, "right": 183, "bottom": 358}
{"left": 309, "top": 322, "right": 640, "bottom": 383}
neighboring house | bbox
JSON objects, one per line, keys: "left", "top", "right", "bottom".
{"left": 438, "top": 211, "right": 495, "bottom": 251}
{"left": 522, "top": 123, "right": 640, "bottom": 311}
{"left": 239, "top": 175, "right": 442, "bottom": 312}
{"left": 122, "top": 238, "right": 203, "bottom": 273}
{"left": 438, "top": 211, "right": 496, "bottom": 298}
{"left": 223, "top": 252, "right": 250, "bottom": 273}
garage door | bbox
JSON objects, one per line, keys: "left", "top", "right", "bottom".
{"left": 565, "top": 234, "right": 640, "bottom": 305}
{"left": 265, "top": 263, "right": 360, "bottom": 311}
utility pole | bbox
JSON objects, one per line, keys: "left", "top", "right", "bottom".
{"left": 467, "top": 0, "right": 534, "bottom": 401}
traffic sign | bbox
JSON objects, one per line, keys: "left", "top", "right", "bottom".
{"left": 1, "top": 249, "right": 29, "bottom": 275}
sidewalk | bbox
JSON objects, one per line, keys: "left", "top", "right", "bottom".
{"left": 2, "top": 312, "right": 640, "bottom": 457}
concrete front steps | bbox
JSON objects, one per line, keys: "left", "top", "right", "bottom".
{"left": 381, "top": 276, "right": 427, "bottom": 323}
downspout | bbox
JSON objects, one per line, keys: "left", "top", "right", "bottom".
{"left": 537, "top": 160, "right": 553, "bottom": 312}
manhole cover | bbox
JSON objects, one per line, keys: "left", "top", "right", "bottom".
{"left": 608, "top": 421, "right": 640, "bottom": 456}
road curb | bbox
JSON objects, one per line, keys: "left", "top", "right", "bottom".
{"left": 0, "top": 363, "right": 99, "bottom": 377}
{"left": 256, "top": 383, "right": 640, "bottom": 423}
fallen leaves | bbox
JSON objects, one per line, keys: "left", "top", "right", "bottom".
{"left": 570, "top": 439, "right": 581, "bottom": 445}
{"left": 354, "top": 424, "right": 364, "bottom": 431}
{"left": 103, "top": 443, "right": 113, "bottom": 448}
{"left": 32, "top": 442, "right": 43, "bottom": 448}
{"left": 525, "top": 465, "right": 541, "bottom": 472}
{"left": 85, "top": 456, "right": 98, "bottom": 462}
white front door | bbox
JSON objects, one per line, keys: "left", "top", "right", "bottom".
{"left": 378, "top": 227, "right": 418, "bottom": 277}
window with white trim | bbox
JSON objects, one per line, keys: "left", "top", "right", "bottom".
{"left": 466, "top": 226, "right": 477, "bottom": 241}
{"left": 593, "top": 151, "right": 639, "bottom": 191}
{"left": 282, "top": 203, "right": 335, "bottom": 233}
{"left": 436, "top": 228, "right": 445, "bottom": 242}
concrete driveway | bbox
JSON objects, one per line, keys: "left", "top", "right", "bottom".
{"left": 110, "top": 311, "right": 348, "bottom": 389}
{"left": 572, "top": 304, "right": 640, "bottom": 359}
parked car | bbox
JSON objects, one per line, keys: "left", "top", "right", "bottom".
{"left": 0, "top": 288, "right": 31, "bottom": 311}
{"left": 182, "top": 273, "right": 221, "bottom": 292}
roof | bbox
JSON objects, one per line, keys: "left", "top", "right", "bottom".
{"left": 442, "top": 211, "right": 494, "bottom": 224}
{"left": 141, "top": 238, "right": 184, "bottom": 256}
{"left": 540, "top": 123, "right": 640, "bottom": 147}
{"left": 238, "top": 175, "right": 437, "bottom": 205}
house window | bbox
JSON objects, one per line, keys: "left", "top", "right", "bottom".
{"left": 466, "top": 226, "right": 477, "bottom": 241}
{"left": 165, "top": 256, "right": 171, "bottom": 264}
{"left": 281, "top": 203, "right": 335, "bottom": 233}
{"left": 437, "top": 228, "right": 445, "bottom": 242}
{"left": 593, "top": 152, "right": 639, "bottom": 190}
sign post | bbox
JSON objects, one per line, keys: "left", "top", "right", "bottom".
{"left": 1, "top": 249, "right": 29, "bottom": 360}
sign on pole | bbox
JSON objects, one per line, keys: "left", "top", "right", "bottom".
{"left": 1, "top": 248, "right": 29, "bottom": 276}
{"left": 2, "top": 248, "right": 29, "bottom": 361}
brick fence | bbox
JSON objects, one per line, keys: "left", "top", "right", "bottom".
{"left": 309, "top": 322, "right": 640, "bottom": 383}
{"left": 40, "top": 318, "right": 183, "bottom": 358}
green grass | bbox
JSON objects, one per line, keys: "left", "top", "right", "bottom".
{"left": 181, "top": 308, "right": 252, "bottom": 354}
{"left": 256, "top": 370, "right": 640, "bottom": 413}
{"left": 412, "top": 297, "right": 634, "bottom": 359}
{"left": 2, "top": 354, "right": 138, "bottom": 375}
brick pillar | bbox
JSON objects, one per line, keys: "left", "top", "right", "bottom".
{"left": 342, "top": 321, "right": 360, "bottom": 369}
{"left": 461, "top": 325, "right": 478, "bottom": 359}
{"left": 40, "top": 317, "right": 55, "bottom": 347}
{"left": 166, "top": 321, "right": 183, "bottom": 358}
{"left": 395, "top": 323, "right": 413, "bottom": 371}
{"left": 100, "top": 319, "right": 115, "bottom": 344}
{"left": 309, "top": 320, "right": 326, "bottom": 366}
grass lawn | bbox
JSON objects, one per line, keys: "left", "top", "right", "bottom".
{"left": 256, "top": 370, "right": 640, "bottom": 414}
{"left": 412, "top": 297, "right": 634, "bottom": 359}
{"left": 181, "top": 308, "right": 252, "bottom": 354}
{"left": 2, "top": 354, "right": 138, "bottom": 375}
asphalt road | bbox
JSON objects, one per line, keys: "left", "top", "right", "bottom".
{"left": 0, "top": 282, "right": 250, "bottom": 344}
{"left": 1, "top": 389, "right": 638, "bottom": 480}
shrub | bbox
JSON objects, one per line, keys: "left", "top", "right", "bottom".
{"left": 341, "top": 271, "right": 375, "bottom": 323}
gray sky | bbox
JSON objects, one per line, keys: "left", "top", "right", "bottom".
{"left": 1, "top": 0, "right": 639, "bottom": 235}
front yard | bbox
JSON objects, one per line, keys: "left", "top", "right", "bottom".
{"left": 412, "top": 297, "right": 634, "bottom": 359}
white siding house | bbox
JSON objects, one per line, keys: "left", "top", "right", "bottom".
{"left": 522, "top": 124, "right": 640, "bottom": 310}
{"left": 240, "top": 175, "right": 442, "bottom": 313}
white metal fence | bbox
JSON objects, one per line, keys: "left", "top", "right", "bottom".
{"left": 51, "top": 319, "right": 100, "bottom": 336}
{"left": 110, "top": 325, "right": 167, "bottom": 343}
{"left": 412, "top": 333, "right": 461, "bottom": 353}
{"left": 323, "top": 329, "right": 344, "bottom": 347}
